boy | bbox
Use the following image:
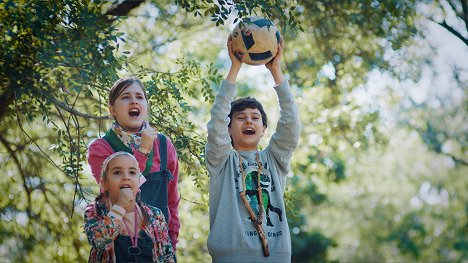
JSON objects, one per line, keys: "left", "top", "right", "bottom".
{"left": 205, "top": 36, "right": 301, "bottom": 262}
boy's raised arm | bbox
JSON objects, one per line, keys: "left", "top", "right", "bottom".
{"left": 205, "top": 38, "right": 241, "bottom": 171}
{"left": 206, "top": 80, "right": 237, "bottom": 170}
{"left": 266, "top": 38, "right": 301, "bottom": 173}
{"left": 267, "top": 81, "right": 301, "bottom": 169}
{"left": 265, "top": 37, "right": 285, "bottom": 85}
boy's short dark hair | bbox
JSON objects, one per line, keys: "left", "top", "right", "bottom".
{"left": 228, "top": 97, "right": 268, "bottom": 128}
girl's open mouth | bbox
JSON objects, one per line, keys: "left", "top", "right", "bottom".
{"left": 129, "top": 108, "right": 140, "bottom": 117}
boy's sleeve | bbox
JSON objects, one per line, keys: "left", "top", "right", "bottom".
{"left": 267, "top": 80, "right": 301, "bottom": 175}
{"left": 205, "top": 80, "right": 237, "bottom": 173}
{"left": 83, "top": 203, "right": 124, "bottom": 251}
{"left": 165, "top": 138, "right": 180, "bottom": 250}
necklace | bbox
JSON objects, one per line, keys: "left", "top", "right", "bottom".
{"left": 238, "top": 151, "right": 270, "bottom": 257}
{"left": 123, "top": 205, "right": 141, "bottom": 256}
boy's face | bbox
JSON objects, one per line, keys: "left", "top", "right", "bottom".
{"left": 102, "top": 155, "right": 140, "bottom": 205}
{"left": 229, "top": 108, "right": 266, "bottom": 151}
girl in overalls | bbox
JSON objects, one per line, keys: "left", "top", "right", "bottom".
{"left": 84, "top": 151, "right": 175, "bottom": 262}
{"left": 87, "top": 77, "right": 180, "bottom": 251}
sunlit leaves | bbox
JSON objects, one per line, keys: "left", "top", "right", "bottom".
{"left": 175, "top": 0, "right": 303, "bottom": 31}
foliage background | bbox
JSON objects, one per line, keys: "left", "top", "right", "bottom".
{"left": 0, "top": 0, "right": 466, "bottom": 262}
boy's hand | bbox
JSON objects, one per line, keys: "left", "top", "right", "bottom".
{"left": 265, "top": 37, "right": 285, "bottom": 85}
{"left": 117, "top": 188, "right": 135, "bottom": 212}
{"left": 227, "top": 35, "right": 242, "bottom": 68}
{"left": 140, "top": 126, "right": 157, "bottom": 154}
{"left": 226, "top": 35, "right": 242, "bottom": 84}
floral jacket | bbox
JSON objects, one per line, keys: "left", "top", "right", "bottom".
{"left": 84, "top": 195, "right": 175, "bottom": 263}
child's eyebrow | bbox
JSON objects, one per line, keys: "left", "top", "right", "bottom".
{"left": 119, "top": 91, "right": 144, "bottom": 96}
{"left": 234, "top": 111, "right": 261, "bottom": 118}
{"left": 110, "top": 166, "right": 122, "bottom": 171}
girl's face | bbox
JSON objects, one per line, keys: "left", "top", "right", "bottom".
{"left": 109, "top": 83, "right": 148, "bottom": 132}
{"left": 102, "top": 155, "right": 140, "bottom": 204}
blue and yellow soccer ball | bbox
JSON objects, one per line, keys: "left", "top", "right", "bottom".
{"left": 231, "top": 17, "right": 281, "bottom": 66}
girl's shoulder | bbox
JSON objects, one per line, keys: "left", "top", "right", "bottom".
{"left": 156, "top": 133, "right": 175, "bottom": 148}
{"left": 142, "top": 204, "right": 163, "bottom": 216}
{"left": 142, "top": 204, "right": 166, "bottom": 223}
{"left": 88, "top": 137, "right": 111, "bottom": 149}
{"left": 155, "top": 134, "right": 178, "bottom": 160}
{"left": 85, "top": 195, "right": 109, "bottom": 219}
{"left": 87, "top": 138, "right": 113, "bottom": 160}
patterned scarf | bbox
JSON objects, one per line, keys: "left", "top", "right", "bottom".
{"left": 110, "top": 122, "right": 147, "bottom": 151}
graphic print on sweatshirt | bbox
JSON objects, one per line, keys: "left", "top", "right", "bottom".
{"left": 235, "top": 160, "right": 283, "bottom": 228}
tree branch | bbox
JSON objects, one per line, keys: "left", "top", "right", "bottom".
{"left": 49, "top": 95, "right": 111, "bottom": 120}
{"left": 433, "top": 19, "right": 468, "bottom": 47}
{"left": 105, "top": 0, "right": 146, "bottom": 16}
{"left": 13, "top": 97, "right": 70, "bottom": 176}
{"left": 180, "top": 195, "right": 206, "bottom": 207}
{"left": 0, "top": 134, "right": 32, "bottom": 218}
{"left": 446, "top": 152, "right": 468, "bottom": 166}
{"left": 460, "top": 0, "right": 468, "bottom": 33}
{"left": 0, "top": 92, "right": 14, "bottom": 121}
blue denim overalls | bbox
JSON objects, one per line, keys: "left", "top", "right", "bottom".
{"left": 113, "top": 232, "right": 153, "bottom": 262}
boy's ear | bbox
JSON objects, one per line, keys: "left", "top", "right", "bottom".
{"left": 261, "top": 125, "right": 267, "bottom": 136}
{"left": 228, "top": 126, "right": 232, "bottom": 135}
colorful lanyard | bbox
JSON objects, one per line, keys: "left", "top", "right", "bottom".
{"left": 123, "top": 205, "right": 141, "bottom": 256}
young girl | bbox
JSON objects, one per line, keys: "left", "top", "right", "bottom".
{"left": 87, "top": 77, "right": 180, "bottom": 250}
{"left": 84, "top": 152, "right": 175, "bottom": 262}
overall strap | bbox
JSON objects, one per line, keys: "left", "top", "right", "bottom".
{"left": 157, "top": 134, "right": 173, "bottom": 180}
{"left": 102, "top": 129, "right": 154, "bottom": 176}
{"left": 158, "top": 134, "right": 167, "bottom": 171}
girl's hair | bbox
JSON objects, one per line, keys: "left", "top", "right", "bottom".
{"left": 108, "top": 76, "right": 147, "bottom": 106}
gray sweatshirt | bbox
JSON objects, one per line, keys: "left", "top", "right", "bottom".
{"left": 206, "top": 80, "right": 301, "bottom": 263}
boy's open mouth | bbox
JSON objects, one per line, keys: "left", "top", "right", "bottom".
{"left": 242, "top": 128, "right": 256, "bottom": 135}
{"left": 129, "top": 108, "right": 140, "bottom": 117}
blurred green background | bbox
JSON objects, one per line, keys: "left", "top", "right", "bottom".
{"left": 0, "top": 0, "right": 466, "bottom": 262}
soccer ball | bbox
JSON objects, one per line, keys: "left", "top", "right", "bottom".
{"left": 230, "top": 17, "right": 281, "bottom": 66}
